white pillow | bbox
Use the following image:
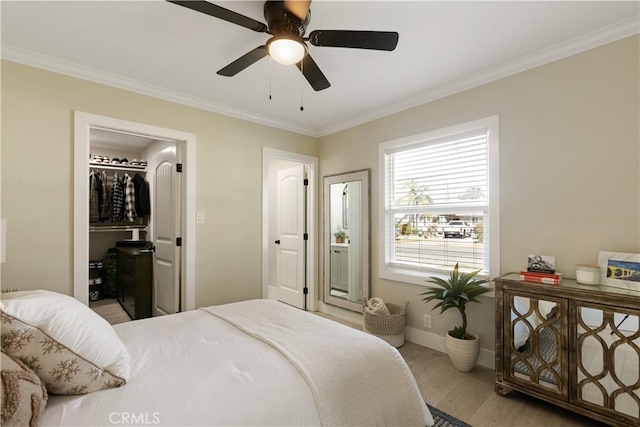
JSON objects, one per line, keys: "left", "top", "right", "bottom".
{"left": 0, "top": 290, "right": 130, "bottom": 394}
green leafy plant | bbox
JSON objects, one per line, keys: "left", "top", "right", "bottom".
{"left": 334, "top": 227, "right": 347, "bottom": 239}
{"left": 421, "top": 263, "right": 491, "bottom": 339}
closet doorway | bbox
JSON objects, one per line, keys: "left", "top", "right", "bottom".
{"left": 74, "top": 112, "right": 196, "bottom": 316}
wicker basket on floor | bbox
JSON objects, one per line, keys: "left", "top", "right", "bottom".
{"left": 363, "top": 301, "right": 408, "bottom": 348}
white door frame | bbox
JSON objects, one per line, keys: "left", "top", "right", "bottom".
{"left": 73, "top": 111, "right": 196, "bottom": 311}
{"left": 262, "top": 148, "right": 318, "bottom": 311}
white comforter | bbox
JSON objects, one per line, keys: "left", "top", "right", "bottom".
{"left": 42, "top": 299, "right": 432, "bottom": 427}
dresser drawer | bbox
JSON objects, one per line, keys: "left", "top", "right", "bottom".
{"left": 118, "top": 253, "right": 136, "bottom": 275}
{"left": 117, "top": 271, "right": 136, "bottom": 294}
{"left": 121, "top": 289, "right": 135, "bottom": 319}
{"left": 116, "top": 246, "right": 152, "bottom": 320}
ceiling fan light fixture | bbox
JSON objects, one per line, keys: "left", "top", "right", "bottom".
{"left": 267, "top": 36, "right": 306, "bottom": 65}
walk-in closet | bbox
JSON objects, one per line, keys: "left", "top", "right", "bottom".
{"left": 74, "top": 112, "right": 193, "bottom": 320}
{"left": 88, "top": 128, "right": 181, "bottom": 321}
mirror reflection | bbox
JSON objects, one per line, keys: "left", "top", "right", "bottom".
{"left": 509, "top": 295, "right": 562, "bottom": 391}
{"left": 323, "top": 170, "right": 370, "bottom": 312}
{"left": 330, "top": 181, "right": 361, "bottom": 301}
{"left": 576, "top": 305, "right": 639, "bottom": 418}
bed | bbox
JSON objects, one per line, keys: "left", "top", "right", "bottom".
{"left": 1, "top": 291, "right": 433, "bottom": 427}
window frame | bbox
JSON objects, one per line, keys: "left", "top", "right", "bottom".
{"left": 377, "top": 116, "right": 500, "bottom": 285}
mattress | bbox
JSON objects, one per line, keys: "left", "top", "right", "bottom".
{"left": 41, "top": 299, "right": 432, "bottom": 426}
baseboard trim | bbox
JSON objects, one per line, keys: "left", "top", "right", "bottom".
{"left": 311, "top": 308, "right": 496, "bottom": 370}
{"left": 405, "top": 326, "right": 495, "bottom": 370}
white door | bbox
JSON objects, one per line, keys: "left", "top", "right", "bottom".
{"left": 275, "top": 164, "right": 307, "bottom": 309}
{"left": 153, "top": 146, "right": 181, "bottom": 316}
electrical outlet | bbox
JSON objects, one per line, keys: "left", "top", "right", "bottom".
{"left": 423, "top": 314, "right": 432, "bottom": 329}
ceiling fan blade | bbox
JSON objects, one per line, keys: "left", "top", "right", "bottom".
{"left": 284, "top": 0, "right": 311, "bottom": 21}
{"left": 167, "top": 0, "right": 268, "bottom": 33}
{"left": 217, "top": 46, "right": 268, "bottom": 76}
{"left": 308, "top": 30, "right": 399, "bottom": 51}
{"left": 296, "top": 54, "right": 330, "bottom": 91}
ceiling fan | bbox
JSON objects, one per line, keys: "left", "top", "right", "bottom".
{"left": 167, "top": 0, "right": 399, "bottom": 91}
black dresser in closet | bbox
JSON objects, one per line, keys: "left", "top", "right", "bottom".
{"left": 116, "top": 245, "right": 152, "bottom": 320}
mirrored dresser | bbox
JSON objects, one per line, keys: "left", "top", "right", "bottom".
{"left": 495, "top": 273, "right": 639, "bottom": 427}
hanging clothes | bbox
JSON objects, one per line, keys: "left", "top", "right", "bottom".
{"left": 132, "top": 173, "right": 151, "bottom": 218}
{"left": 89, "top": 172, "right": 100, "bottom": 223}
{"left": 99, "top": 170, "right": 110, "bottom": 222}
{"left": 123, "top": 173, "right": 137, "bottom": 222}
{"left": 111, "top": 172, "right": 125, "bottom": 222}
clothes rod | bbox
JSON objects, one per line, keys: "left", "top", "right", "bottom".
{"left": 89, "top": 225, "right": 148, "bottom": 232}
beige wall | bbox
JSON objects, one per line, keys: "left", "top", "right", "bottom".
{"left": 2, "top": 36, "right": 638, "bottom": 354}
{"left": 318, "top": 35, "right": 640, "bottom": 351}
{"left": 0, "top": 60, "right": 317, "bottom": 307}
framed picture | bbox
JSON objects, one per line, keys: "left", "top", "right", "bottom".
{"left": 598, "top": 251, "right": 640, "bottom": 291}
{"left": 527, "top": 255, "right": 555, "bottom": 273}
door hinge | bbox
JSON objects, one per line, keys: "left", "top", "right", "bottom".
{"left": 303, "top": 287, "right": 308, "bottom": 295}
{"left": 176, "top": 237, "right": 182, "bottom": 247}
{"left": 303, "top": 233, "right": 308, "bottom": 241}
{"left": 176, "top": 163, "right": 183, "bottom": 173}
{"left": 303, "top": 178, "right": 308, "bottom": 186}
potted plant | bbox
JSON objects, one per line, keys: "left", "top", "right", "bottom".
{"left": 420, "top": 263, "right": 491, "bottom": 371}
{"left": 334, "top": 227, "right": 347, "bottom": 244}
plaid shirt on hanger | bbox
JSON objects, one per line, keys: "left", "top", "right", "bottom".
{"left": 89, "top": 172, "right": 100, "bottom": 223}
{"left": 111, "top": 172, "right": 124, "bottom": 222}
{"left": 99, "top": 170, "right": 110, "bottom": 221}
{"left": 124, "top": 173, "right": 137, "bottom": 222}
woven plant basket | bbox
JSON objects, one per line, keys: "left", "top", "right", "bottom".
{"left": 363, "top": 301, "right": 408, "bottom": 348}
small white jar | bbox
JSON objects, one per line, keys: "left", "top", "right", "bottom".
{"left": 576, "top": 264, "right": 600, "bottom": 285}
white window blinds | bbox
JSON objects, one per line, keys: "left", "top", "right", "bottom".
{"left": 386, "top": 131, "right": 488, "bottom": 210}
{"left": 381, "top": 125, "right": 494, "bottom": 279}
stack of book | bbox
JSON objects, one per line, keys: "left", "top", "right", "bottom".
{"left": 519, "top": 270, "right": 562, "bottom": 285}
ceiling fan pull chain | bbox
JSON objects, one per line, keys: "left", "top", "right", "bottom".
{"left": 269, "top": 57, "right": 273, "bottom": 100}
{"left": 300, "top": 88, "right": 304, "bottom": 111}
{"left": 300, "top": 60, "right": 304, "bottom": 111}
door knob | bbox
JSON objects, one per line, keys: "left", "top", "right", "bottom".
{"left": 275, "top": 240, "right": 280, "bottom": 245}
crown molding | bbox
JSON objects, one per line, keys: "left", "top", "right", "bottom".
{"left": 2, "top": 16, "right": 637, "bottom": 139}
{"left": 0, "top": 45, "right": 319, "bottom": 137}
{"left": 316, "top": 16, "right": 640, "bottom": 137}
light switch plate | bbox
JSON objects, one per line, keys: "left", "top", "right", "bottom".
{"left": 196, "top": 211, "right": 205, "bottom": 224}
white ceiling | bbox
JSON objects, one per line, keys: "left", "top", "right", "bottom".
{"left": 2, "top": 1, "right": 638, "bottom": 137}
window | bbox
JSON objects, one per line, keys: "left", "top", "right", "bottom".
{"left": 378, "top": 116, "right": 499, "bottom": 284}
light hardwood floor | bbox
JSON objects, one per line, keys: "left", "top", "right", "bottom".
{"left": 93, "top": 302, "right": 608, "bottom": 426}
{"left": 90, "top": 298, "right": 132, "bottom": 324}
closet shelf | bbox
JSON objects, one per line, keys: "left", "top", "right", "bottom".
{"left": 90, "top": 162, "right": 146, "bottom": 172}
{"left": 90, "top": 225, "right": 148, "bottom": 233}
